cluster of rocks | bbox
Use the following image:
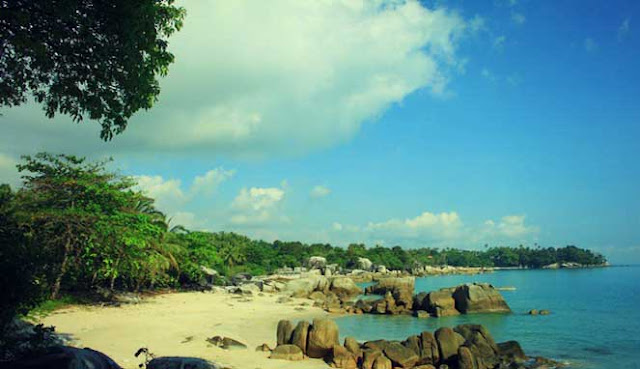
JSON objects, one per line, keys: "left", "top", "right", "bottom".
{"left": 527, "top": 310, "right": 551, "bottom": 316}
{"left": 269, "top": 318, "right": 553, "bottom": 369}
{"left": 282, "top": 274, "right": 363, "bottom": 312}
{"left": 354, "top": 280, "right": 511, "bottom": 317}
{"left": 410, "top": 266, "right": 491, "bottom": 277}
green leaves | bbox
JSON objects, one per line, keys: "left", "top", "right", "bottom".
{"left": 0, "top": 1, "right": 185, "bottom": 140}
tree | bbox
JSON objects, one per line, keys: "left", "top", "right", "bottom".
{"left": 0, "top": 0, "right": 185, "bottom": 140}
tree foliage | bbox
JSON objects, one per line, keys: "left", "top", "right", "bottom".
{"left": 0, "top": 0, "right": 185, "bottom": 139}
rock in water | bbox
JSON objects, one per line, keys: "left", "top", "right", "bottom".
{"left": 330, "top": 277, "right": 363, "bottom": 300}
{"left": 497, "top": 341, "right": 527, "bottom": 362}
{"left": 307, "top": 318, "right": 340, "bottom": 359}
{"left": 290, "top": 321, "right": 310, "bottom": 353}
{"left": 270, "top": 344, "right": 304, "bottom": 361}
{"left": 384, "top": 341, "right": 419, "bottom": 368}
{"left": 147, "top": 357, "right": 219, "bottom": 369}
{"left": 425, "top": 289, "right": 459, "bottom": 317}
{"left": 277, "top": 320, "right": 294, "bottom": 345}
{"left": 366, "top": 277, "right": 415, "bottom": 310}
{"left": 452, "top": 283, "right": 511, "bottom": 314}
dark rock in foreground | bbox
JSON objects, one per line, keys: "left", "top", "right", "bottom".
{"left": 3, "top": 346, "right": 121, "bottom": 369}
{"left": 269, "top": 318, "right": 560, "bottom": 369}
{"left": 147, "top": 356, "right": 219, "bottom": 369}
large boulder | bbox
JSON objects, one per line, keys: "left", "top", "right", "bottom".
{"left": 366, "top": 277, "right": 415, "bottom": 306}
{"left": 344, "top": 337, "right": 362, "bottom": 358}
{"left": 290, "top": 321, "right": 310, "bottom": 353}
{"left": 307, "top": 319, "right": 340, "bottom": 359}
{"left": 356, "top": 257, "right": 374, "bottom": 271}
{"left": 497, "top": 341, "right": 526, "bottom": 362}
{"left": 372, "top": 355, "right": 393, "bottom": 369}
{"left": 417, "top": 331, "right": 440, "bottom": 365}
{"left": 7, "top": 347, "right": 121, "bottom": 369}
{"left": 308, "top": 256, "right": 327, "bottom": 269}
{"left": 276, "top": 320, "right": 294, "bottom": 346}
{"left": 457, "top": 347, "right": 476, "bottom": 369}
{"left": 330, "top": 277, "right": 363, "bottom": 300}
{"left": 434, "top": 327, "right": 465, "bottom": 363}
{"left": 270, "top": 344, "right": 304, "bottom": 361}
{"left": 452, "top": 283, "right": 511, "bottom": 314}
{"left": 362, "top": 349, "right": 384, "bottom": 369}
{"left": 283, "top": 275, "right": 329, "bottom": 298}
{"left": 454, "top": 325, "right": 498, "bottom": 360}
{"left": 384, "top": 341, "right": 419, "bottom": 368}
{"left": 331, "top": 345, "right": 358, "bottom": 369}
{"left": 424, "top": 289, "right": 459, "bottom": 317}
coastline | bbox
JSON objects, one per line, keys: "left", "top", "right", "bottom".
{"left": 37, "top": 291, "right": 331, "bottom": 369}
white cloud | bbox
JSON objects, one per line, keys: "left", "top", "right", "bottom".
{"left": 0, "top": 153, "right": 22, "bottom": 190}
{"left": 481, "top": 215, "right": 538, "bottom": 239}
{"left": 511, "top": 12, "right": 526, "bottom": 25}
{"left": 133, "top": 167, "right": 234, "bottom": 214}
{"left": 191, "top": 168, "right": 235, "bottom": 196}
{"left": 134, "top": 175, "right": 186, "bottom": 210}
{"left": 230, "top": 186, "right": 287, "bottom": 225}
{"left": 584, "top": 37, "right": 598, "bottom": 52}
{"left": 170, "top": 211, "right": 200, "bottom": 230}
{"left": 0, "top": 153, "right": 21, "bottom": 189}
{"left": 310, "top": 185, "right": 331, "bottom": 198}
{"left": 330, "top": 210, "right": 539, "bottom": 247}
{"left": 618, "top": 18, "right": 630, "bottom": 40}
{"left": 0, "top": 0, "right": 468, "bottom": 158}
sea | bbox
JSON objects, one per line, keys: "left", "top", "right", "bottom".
{"left": 335, "top": 266, "right": 640, "bottom": 369}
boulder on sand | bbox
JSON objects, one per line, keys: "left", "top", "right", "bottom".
{"left": 270, "top": 344, "right": 304, "bottom": 361}
{"left": 290, "top": 321, "right": 310, "bottom": 353}
{"left": 307, "top": 318, "right": 340, "bottom": 359}
{"left": 277, "top": 320, "right": 294, "bottom": 346}
{"left": 357, "top": 257, "right": 374, "bottom": 271}
{"left": 308, "top": 256, "right": 327, "bottom": 269}
{"left": 331, "top": 345, "right": 358, "bottom": 369}
{"left": 452, "top": 283, "right": 511, "bottom": 314}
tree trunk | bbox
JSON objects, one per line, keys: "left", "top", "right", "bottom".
{"left": 51, "top": 235, "right": 71, "bottom": 300}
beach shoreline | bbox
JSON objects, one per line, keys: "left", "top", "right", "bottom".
{"left": 37, "top": 291, "right": 332, "bottom": 369}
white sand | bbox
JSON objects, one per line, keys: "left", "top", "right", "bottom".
{"left": 39, "top": 292, "right": 333, "bottom": 369}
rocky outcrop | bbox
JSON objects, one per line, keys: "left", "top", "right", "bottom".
{"left": 356, "top": 257, "right": 374, "bottom": 271}
{"left": 307, "top": 319, "right": 340, "bottom": 359}
{"left": 330, "top": 277, "right": 364, "bottom": 300}
{"left": 308, "top": 256, "right": 327, "bottom": 269}
{"left": 269, "top": 319, "right": 545, "bottom": 369}
{"left": 290, "top": 321, "right": 310, "bottom": 353}
{"left": 452, "top": 284, "right": 511, "bottom": 314}
{"left": 356, "top": 281, "right": 511, "bottom": 318}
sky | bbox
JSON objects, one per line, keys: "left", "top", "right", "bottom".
{"left": 1, "top": 0, "right": 639, "bottom": 263}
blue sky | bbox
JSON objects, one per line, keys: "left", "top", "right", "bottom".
{"left": 1, "top": 0, "right": 638, "bottom": 263}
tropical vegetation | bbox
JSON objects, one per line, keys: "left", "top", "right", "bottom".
{"left": 0, "top": 153, "right": 607, "bottom": 331}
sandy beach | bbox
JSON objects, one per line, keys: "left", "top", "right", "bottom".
{"left": 38, "top": 292, "right": 332, "bottom": 369}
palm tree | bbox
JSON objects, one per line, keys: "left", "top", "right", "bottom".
{"left": 219, "top": 242, "right": 246, "bottom": 270}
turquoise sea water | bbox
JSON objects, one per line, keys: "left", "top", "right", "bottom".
{"left": 335, "top": 266, "right": 640, "bottom": 369}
